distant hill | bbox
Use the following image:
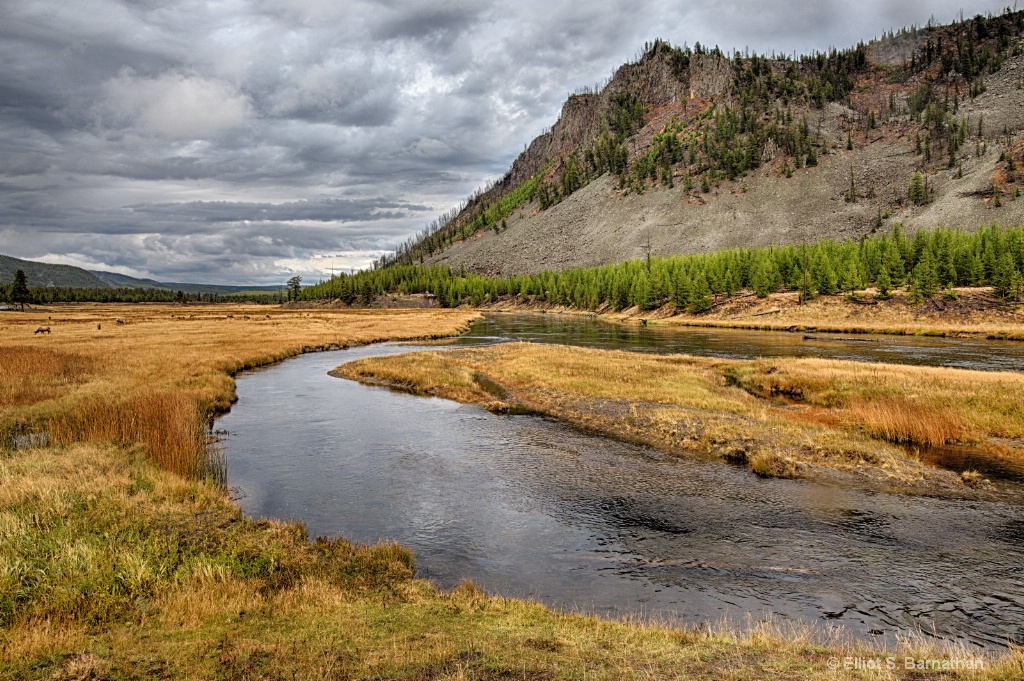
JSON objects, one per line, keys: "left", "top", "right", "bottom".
{"left": 91, "top": 271, "right": 170, "bottom": 290}
{"left": 384, "top": 10, "right": 1024, "bottom": 276}
{"left": 90, "top": 270, "right": 282, "bottom": 295}
{"left": 145, "top": 282, "right": 285, "bottom": 296}
{"left": 0, "top": 254, "right": 112, "bottom": 288}
{"left": 0, "top": 255, "right": 285, "bottom": 295}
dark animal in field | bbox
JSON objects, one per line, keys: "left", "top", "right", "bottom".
{"left": 243, "top": 315, "right": 250, "bottom": 320}
{"left": 116, "top": 319, "right": 125, "bottom": 325}
{"left": 97, "top": 324, "right": 101, "bottom": 330}
{"left": 34, "top": 326, "right": 50, "bottom": 334}
{"left": 226, "top": 314, "right": 234, "bottom": 319}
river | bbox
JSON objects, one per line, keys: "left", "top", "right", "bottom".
{"left": 219, "top": 314, "right": 1024, "bottom": 649}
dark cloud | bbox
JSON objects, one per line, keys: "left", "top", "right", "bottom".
{"left": 0, "top": 0, "right": 1012, "bottom": 284}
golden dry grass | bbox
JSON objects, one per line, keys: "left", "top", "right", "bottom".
{"left": 3, "top": 442, "right": 1020, "bottom": 679}
{"left": 0, "top": 347, "right": 93, "bottom": 408}
{"left": 3, "top": 304, "right": 1023, "bottom": 678}
{"left": 724, "top": 357, "right": 1024, "bottom": 446}
{"left": 0, "top": 303, "right": 480, "bottom": 477}
{"left": 338, "top": 342, "right": 1024, "bottom": 490}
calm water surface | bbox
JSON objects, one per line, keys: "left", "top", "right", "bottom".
{"left": 459, "top": 313, "right": 1024, "bottom": 372}
{"left": 220, "top": 315, "right": 1024, "bottom": 649}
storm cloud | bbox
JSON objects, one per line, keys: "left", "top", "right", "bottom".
{"left": 0, "top": 0, "right": 1011, "bottom": 284}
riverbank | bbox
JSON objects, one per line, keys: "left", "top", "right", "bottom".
{"left": 335, "top": 342, "right": 1024, "bottom": 496}
{"left": 0, "top": 303, "right": 481, "bottom": 476}
{"left": 481, "top": 286, "right": 1024, "bottom": 340}
{"left": 3, "top": 303, "right": 1021, "bottom": 678}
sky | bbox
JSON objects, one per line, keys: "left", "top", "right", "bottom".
{"left": 0, "top": 0, "right": 1015, "bottom": 285}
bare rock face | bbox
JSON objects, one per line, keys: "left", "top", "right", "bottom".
{"left": 409, "top": 16, "right": 1024, "bottom": 276}
{"left": 507, "top": 48, "right": 697, "bottom": 189}
{"left": 686, "top": 53, "right": 732, "bottom": 100}
{"left": 507, "top": 94, "right": 603, "bottom": 188}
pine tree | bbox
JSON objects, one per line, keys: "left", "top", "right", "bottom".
{"left": 875, "top": 265, "right": 893, "bottom": 299}
{"left": 749, "top": 255, "right": 778, "bottom": 298}
{"left": 10, "top": 269, "right": 30, "bottom": 311}
{"left": 840, "top": 259, "right": 863, "bottom": 293}
{"left": 993, "top": 251, "right": 1020, "bottom": 299}
{"left": 908, "top": 248, "right": 940, "bottom": 302}
{"left": 968, "top": 252, "right": 986, "bottom": 285}
{"left": 630, "top": 269, "right": 654, "bottom": 309}
{"left": 882, "top": 239, "right": 906, "bottom": 283}
{"left": 798, "top": 266, "right": 816, "bottom": 303}
{"left": 672, "top": 269, "right": 692, "bottom": 308}
{"left": 687, "top": 272, "right": 713, "bottom": 313}
{"left": 813, "top": 251, "right": 839, "bottom": 295}
{"left": 908, "top": 172, "right": 927, "bottom": 204}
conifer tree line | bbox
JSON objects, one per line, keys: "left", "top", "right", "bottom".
{"left": 303, "top": 225, "right": 1024, "bottom": 311}
{"left": 0, "top": 284, "right": 246, "bottom": 306}
{"left": 380, "top": 9, "right": 1024, "bottom": 271}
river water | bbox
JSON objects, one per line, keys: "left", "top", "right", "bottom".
{"left": 220, "top": 314, "right": 1024, "bottom": 649}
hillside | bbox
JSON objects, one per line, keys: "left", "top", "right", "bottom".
{"left": 387, "top": 11, "right": 1024, "bottom": 275}
{"left": 0, "top": 254, "right": 112, "bottom": 289}
{"left": 0, "top": 255, "right": 283, "bottom": 296}
{"left": 92, "top": 271, "right": 283, "bottom": 295}
{"left": 90, "top": 271, "right": 171, "bottom": 290}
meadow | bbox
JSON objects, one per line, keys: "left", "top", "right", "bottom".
{"left": 2, "top": 303, "right": 1023, "bottom": 678}
{"left": 337, "top": 342, "right": 1024, "bottom": 491}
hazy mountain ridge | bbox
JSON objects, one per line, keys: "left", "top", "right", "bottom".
{"left": 385, "top": 11, "right": 1024, "bottom": 275}
{"left": 91, "top": 270, "right": 283, "bottom": 295}
{"left": 1, "top": 254, "right": 281, "bottom": 295}
{"left": 0, "top": 254, "right": 113, "bottom": 289}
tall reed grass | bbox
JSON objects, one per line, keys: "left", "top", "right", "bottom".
{"left": 845, "top": 398, "right": 971, "bottom": 446}
{"left": 0, "top": 347, "right": 91, "bottom": 407}
{"left": 47, "top": 390, "right": 221, "bottom": 481}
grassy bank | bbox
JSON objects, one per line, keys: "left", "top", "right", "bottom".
{"left": 3, "top": 304, "right": 1022, "bottom": 678}
{"left": 335, "top": 343, "right": 1024, "bottom": 492}
{"left": 0, "top": 303, "right": 480, "bottom": 479}
{"left": 3, "top": 445, "right": 1020, "bottom": 679}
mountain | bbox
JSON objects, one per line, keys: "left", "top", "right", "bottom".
{"left": 0, "top": 255, "right": 284, "bottom": 295}
{"left": 388, "top": 11, "right": 1024, "bottom": 276}
{"left": 0, "top": 254, "right": 113, "bottom": 288}
{"left": 90, "top": 271, "right": 283, "bottom": 295}
{"left": 90, "top": 271, "right": 171, "bottom": 290}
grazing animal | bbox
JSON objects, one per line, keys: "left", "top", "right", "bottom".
{"left": 226, "top": 314, "right": 234, "bottom": 319}
{"left": 116, "top": 319, "right": 125, "bottom": 325}
{"left": 265, "top": 314, "right": 270, "bottom": 319}
{"left": 97, "top": 324, "right": 101, "bottom": 330}
{"left": 243, "top": 315, "right": 250, "bottom": 320}
{"left": 34, "top": 326, "right": 50, "bottom": 334}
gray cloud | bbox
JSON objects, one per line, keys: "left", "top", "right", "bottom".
{"left": 128, "top": 197, "right": 429, "bottom": 223}
{"left": 0, "top": 0, "right": 1012, "bottom": 284}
